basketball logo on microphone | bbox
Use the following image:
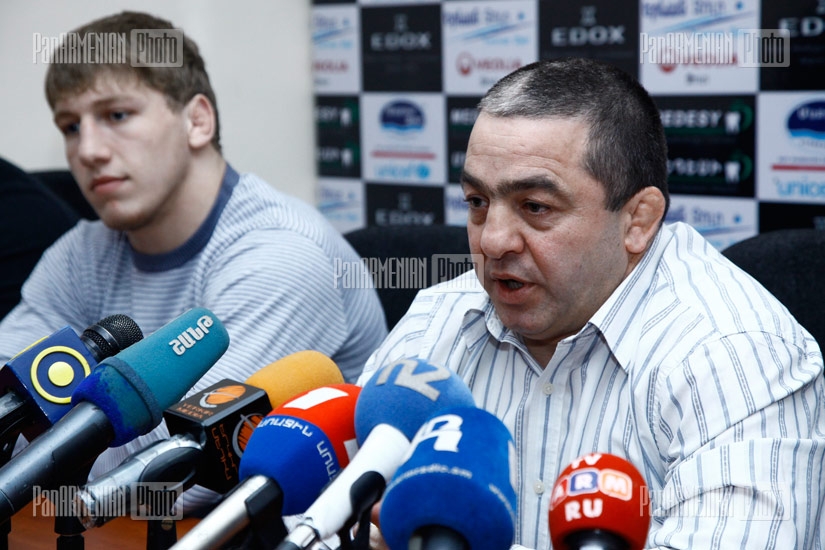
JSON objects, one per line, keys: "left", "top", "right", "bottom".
{"left": 199, "top": 384, "right": 248, "bottom": 408}
{"left": 30, "top": 345, "right": 92, "bottom": 404}
{"left": 232, "top": 412, "right": 264, "bottom": 455}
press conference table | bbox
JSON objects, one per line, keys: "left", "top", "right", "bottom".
{"left": 7, "top": 502, "right": 199, "bottom": 549}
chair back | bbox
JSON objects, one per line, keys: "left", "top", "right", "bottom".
{"left": 344, "top": 225, "right": 472, "bottom": 329}
{"left": 723, "top": 229, "right": 825, "bottom": 348}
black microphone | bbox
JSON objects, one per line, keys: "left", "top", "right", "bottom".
{"left": 0, "top": 307, "right": 229, "bottom": 521}
{"left": 0, "top": 314, "right": 143, "bottom": 454}
{"left": 73, "top": 379, "right": 268, "bottom": 528}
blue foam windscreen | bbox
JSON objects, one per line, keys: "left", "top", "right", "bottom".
{"left": 354, "top": 358, "right": 475, "bottom": 443}
{"left": 380, "top": 406, "right": 517, "bottom": 550}
{"left": 72, "top": 308, "right": 229, "bottom": 446}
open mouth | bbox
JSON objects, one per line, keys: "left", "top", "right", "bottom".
{"left": 502, "top": 279, "right": 524, "bottom": 290}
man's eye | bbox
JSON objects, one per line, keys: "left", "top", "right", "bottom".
{"left": 109, "top": 111, "right": 129, "bottom": 122}
{"left": 60, "top": 122, "right": 79, "bottom": 136}
{"left": 525, "top": 202, "right": 548, "bottom": 214}
{"left": 464, "top": 196, "right": 486, "bottom": 208}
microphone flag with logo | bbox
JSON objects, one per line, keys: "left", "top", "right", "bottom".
{"left": 163, "top": 379, "right": 270, "bottom": 494}
{"left": 548, "top": 452, "right": 650, "bottom": 550}
{"left": 170, "top": 383, "right": 361, "bottom": 550}
{"left": 0, "top": 314, "right": 143, "bottom": 443}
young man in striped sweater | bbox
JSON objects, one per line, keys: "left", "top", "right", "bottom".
{"left": 0, "top": 11, "right": 386, "bottom": 511}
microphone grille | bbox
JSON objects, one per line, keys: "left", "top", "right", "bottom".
{"left": 82, "top": 314, "right": 144, "bottom": 360}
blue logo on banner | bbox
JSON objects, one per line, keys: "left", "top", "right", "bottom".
{"left": 375, "top": 163, "right": 430, "bottom": 180}
{"left": 444, "top": 7, "right": 531, "bottom": 42}
{"left": 319, "top": 187, "right": 359, "bottom": 212}
{"left": 788, "top": 101, "right": 825, "bottom": 141}
{"left": 313, "top": 14, "right": 355, "bottom": 47}
{"left": 380, "top": 101, "right": 425, "bottom": 133}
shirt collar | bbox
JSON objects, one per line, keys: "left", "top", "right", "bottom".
{"left": 588, "top": 224, "right": 673, "bottom": 371}
{"left": 132, "top": 163, "right": 239, "bottom": 272}
{"left": 456, "top": 272, "right": 539, "bottom": 360}
{"left": 445, "top": 271, "right": 503, "bottom": 347}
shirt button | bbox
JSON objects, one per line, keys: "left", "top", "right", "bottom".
{"left": 534, "top": 481, "right": 545, "bottom": 494}
{"left": 543, "top": 383, "right": 554, "bottom": 395}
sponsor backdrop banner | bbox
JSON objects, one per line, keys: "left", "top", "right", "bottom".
{"left": 312, "top": 0, "right": 825, "bottom": 250}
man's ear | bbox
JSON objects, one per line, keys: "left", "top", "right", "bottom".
{"left": 623, "top": 187, "right": 666, "bottom": 254}
{"left": 184, "top": 94, "right": 216, "bottom": 150}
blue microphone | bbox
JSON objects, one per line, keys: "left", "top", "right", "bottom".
{"left": 0, "top": 307, "right": 229, "bottom": 520}
{"left": 277, "top": 358, "right": 477, "bottom": 550}
{"left": 380, "top": 406, "right": 517, "bottom": 550}
{"left": 0, "top": 314, "right": 143, "bottom": 445}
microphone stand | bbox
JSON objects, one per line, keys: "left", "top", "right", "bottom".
{"left": 141, "top": 453, "right": 197, "bottom": 550}
{"left": 0, "top": 519, "right": 8, "bottom": 550}
{"left": 54, "top": 465, "right": 92, "bottom": 550}
{"left": 411, "top": 526, "right": 470, "bottom": 550}
{"left": 216, "top": 480, "right": 288, "bottom": 550}
{"left": 146, "top": 512, "right": 178, "bottom": 550}
{"left": 338, "top": 471, "right": 387, "bottom": 550}
{"left": 246, "top": 481, "right": 287, "bottom": 549}
{"left": 0, "top": 392, "right": 32, "bottom": 550}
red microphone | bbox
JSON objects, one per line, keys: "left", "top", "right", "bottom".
{"left": 548, "top": 453, "right": 650, "bottom": 550}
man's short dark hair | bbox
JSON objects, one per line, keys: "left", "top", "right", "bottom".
{"left": 45, "top": 11, "right": 222, "bottom": 152}
{"left": 479, "top": 57, "right": 669, "bottom": 217}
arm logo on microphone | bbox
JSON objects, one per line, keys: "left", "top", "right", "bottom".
{"left": 549, "top": 453, "right": 651, "bottom": 550}
{"left": 30, "top": 345, "right": 92, "bottom": 404}
{"left": 408, "top": 412, "right": 464, "bottom": 454}
{"left": 392, "top": 412, "right": 468, "bottom": 483}
{"left": 168, "top": 314, "right": 215, "bottom": 356}
{"left": 550, "top": 468, "right": 633, "bottom": 510}
{"left": 374, "top": 358, "right": 451, "bottom": 400}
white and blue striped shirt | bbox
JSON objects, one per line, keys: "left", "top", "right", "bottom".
{"left": 359, "top": 222, "right": 825, "bottom": 550}
{"left": 0, "top": 165, "right": 387, "bottom": 505}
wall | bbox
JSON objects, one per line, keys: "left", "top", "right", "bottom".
{"left": 0, "top": 1, "right": 316, "bottom": 204}
{"left": 311, "top": 0, "right": 825, "bottom": 250}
